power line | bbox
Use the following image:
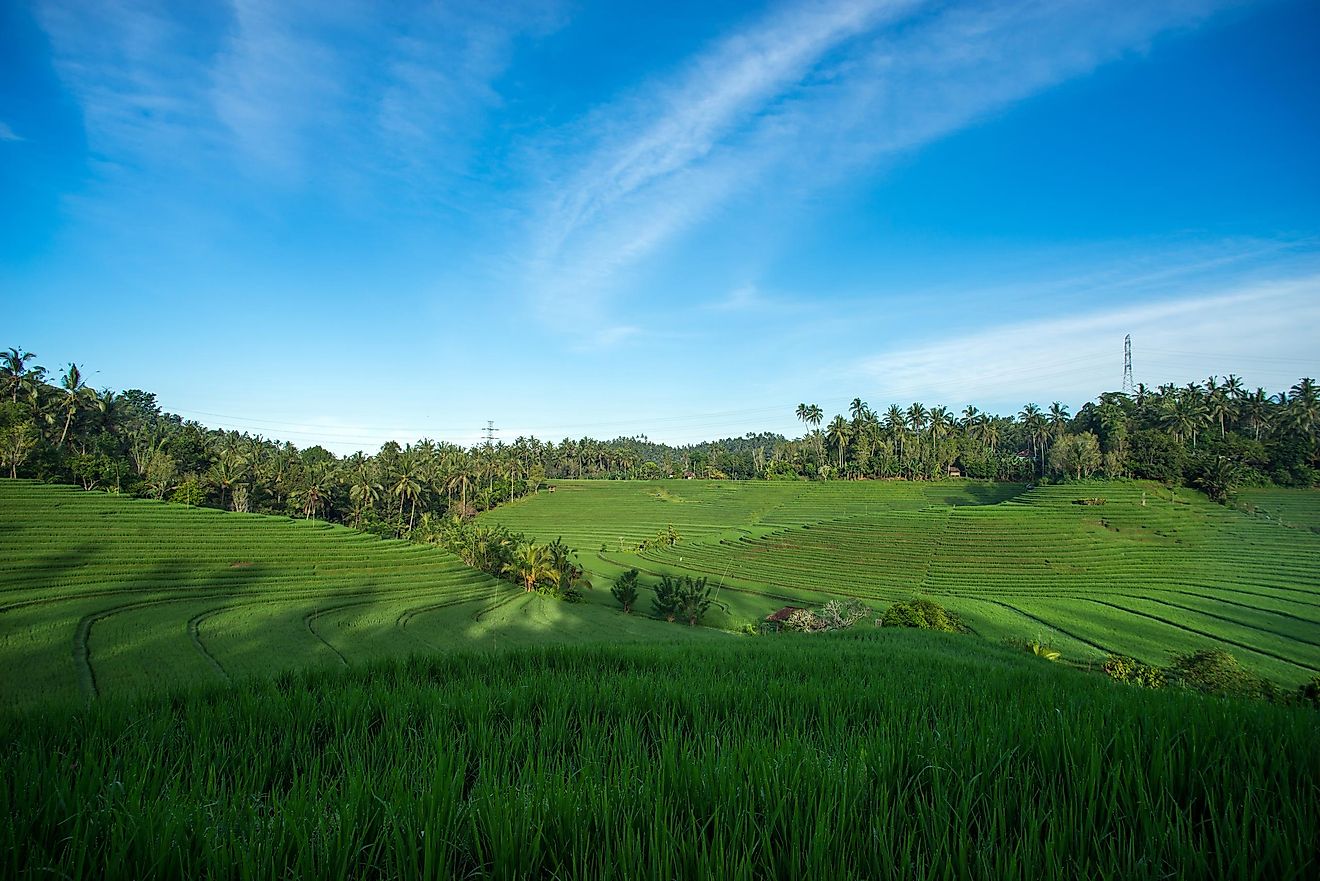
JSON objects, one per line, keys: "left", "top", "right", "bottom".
{"left": 482, "top": 420, "right": 499, "bottom": 448}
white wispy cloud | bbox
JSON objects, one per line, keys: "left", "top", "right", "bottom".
{"left": 38, "top": 0, "right": 557, "bottom": 192}
{"left": 853, "top": 274, "right": 1320, "bottom": 408}
{"left": 0, "top": 122, "right": 23, "bottom": 142}
{"left": 37, "top": 0, "right": 221, "bottom": 171}
{"left": 523, "top": 0, "right": 1234, "bottom": 336}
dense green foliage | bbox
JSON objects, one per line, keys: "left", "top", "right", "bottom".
{"left": 878, "top": 598, "right": 963, "bottom": 632}
{"left": 5, "top": 635, "right": 1317, "bottom": 880}
{"left": 610, "top": 568, "right": 640, "bottom": 612}
{"left": 485, "top": 479, "right": 1320, "bottom": 686}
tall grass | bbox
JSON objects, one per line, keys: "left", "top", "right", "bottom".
{"left": 5, "top": 630, "right": 1317, "bottom": 880}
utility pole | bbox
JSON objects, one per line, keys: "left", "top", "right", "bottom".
{"left": 482, "top": 421, "right": 499, "bottom": 499}
{"left": 1122, "top": 334, "right": 1134, "bottom": 395}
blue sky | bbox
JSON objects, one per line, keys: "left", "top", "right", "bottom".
{"left": 3, "top": 0, "right": 1318, "bottom": 454}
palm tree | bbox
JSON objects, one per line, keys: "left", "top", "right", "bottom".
{"left": 209, "top": 450, "right": 247, "bottom": 511}
{"left": 883, "top": 404, "right": 906, "bottom": 462}
{"left": 1, "top": 348, "right": 37, "bottom": 404}
{"left": 1206, "top": 386, "right": 1232, "bottom": 439}
{"left": 348, "top": 459, "right": 383, "bottom": 527}
{"left": 1018, "top": 404, "right": 1046, "bottom": 476}
{"left": 503, "top": 542, "right": 556, "bottom": 592}
{"left": 297, "top": 466, "right": 336, "bottom": 521}
{"left": 827, "top": 415, "right": 850, "bottom": 473}
{"left": 799, "top": 403, "right": 823, "bottom": 467}
{"left": 928, "top": 406, "right": 951, "bottom": 468}
{"left": 56, "top": 363, "right": 88, "bottom": 448}
{"left": 1287, "top": 378, "right": 1319, "bottom": 442}
{"left": 445, "top": 468, "right": 473, "bottom": 517}
{"left": 1242, "top": 388, "right": 1274, "bottom": 441}
{"left": 1047, "top": 402, "right": 1070, "bottom": 437}
{"left": 392, "top": 456, "right": 424, "bottom": 532}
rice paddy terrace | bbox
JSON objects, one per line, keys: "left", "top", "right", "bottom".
{"left": 483, "top": 479, "right": 1320, "bottom": 685}
{"left": 0, "top": 481, "right": 717, "bottom": 709}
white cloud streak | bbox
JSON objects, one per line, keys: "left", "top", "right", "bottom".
{"left": 854, "top": 274, "right": 1320, "bottom": 408}
{"left": 524, "top": 0, "right": 1235, "bottom": 334}
{"left": 38, "top": 0, "right": 557, "bottom": 192}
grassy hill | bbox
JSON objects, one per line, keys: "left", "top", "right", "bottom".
{"left": 0, "top": 481, "right": 720, "bottom": 709}
{"left": 1239, "top": 486, "right": 1320, "bottom": 533}
{"left": 482, "top": 479, "right": 1320, "bottom": 685}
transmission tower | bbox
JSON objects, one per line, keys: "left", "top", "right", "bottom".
{"left": 1122, "top": 334, "right": 1134, "bottom": 395}
{"left": 482, "top": 420, "right": 499, "bottom": 447}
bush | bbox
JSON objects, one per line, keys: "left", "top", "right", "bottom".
{"left": 1024, "top": 638, "right": 1061, "bottom": 661}
{"left": 816, "top": 599, "right": 869, "bottom": 631}
{"left": 1293, "top": 676, "right": 1320, "bottom": 708}
{"left": 675, "top": 576, "right": 711, "bottom": 626}
{"left": 651, "top": 575, "right": 680, "bottom": 622}
{"left": 1103, "top": 654, "right": 1165, "bottom": 688}
{"left": 782, "top": 608, "right": 822, "bottom": 633}
{"left": 1168, "top": 649, "right": 1259, "bottom": 697}
{"left": 877, "top": 598, "right": 962, "bottom": 633}
{"left": 611, "top": 569, "right": 639, "bottom": 613}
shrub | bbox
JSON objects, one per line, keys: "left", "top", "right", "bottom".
{"left": 878, "top": 598, "right": 961, "bottom": 633}
{"left": 611, "top": 569, "right": 640, "bottom": 613}
{"left": 675, "top": 576, "right": 712, "bottom": 626}
{"left": 651, "top": 575, "right": 680, "bottom": 622}
{"left": 1025, "top": 638, "right": 1061, "bottom": 661}
{"left": 782, "top": 608, "right": 822, "bottom": 632}
{"left": 816, "top": 599, "right": 869, "bottom": 631}
{"left": 1103, "top": 654, "right": 1166, "bottom": 688}
{"left": 1293, "top": 676, "right": 1320, "bottom": 708}
{"left": 1168, "top": 649, "right": 1258, "bottom": 697}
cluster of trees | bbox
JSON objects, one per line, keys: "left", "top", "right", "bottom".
{"left": 3, "top": 347, "right": 1316, "bottom": 534}
{"left": 609, "top": 570, "right": 713, "bottom": 626}
{"left": 783, "top": 378, "right": 1318, "bottom": 496}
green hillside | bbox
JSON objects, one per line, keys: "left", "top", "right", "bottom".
{"left": 483, "top": 479, "right": 1320, "bottom": 685}
{"left": 1239, "top": 487, "right": 1320, "bottom": 532}
{"left": 0, "top": 481, "right": 719, "bottom": 709}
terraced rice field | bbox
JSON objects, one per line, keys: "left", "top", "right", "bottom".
{"left": 484, "top": 480, "right": 1320, "bottom": 685}
{"left": 1239, "top": 487, "right": 1320, "bottom": 533}
{"left": 0, "top": 481, "right": 718, "bottom": 709}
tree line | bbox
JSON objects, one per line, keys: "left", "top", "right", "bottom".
{"left": 2, "top": 348, "right": 1316, "bottom": 538}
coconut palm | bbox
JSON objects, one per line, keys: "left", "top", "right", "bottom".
{"left": 1018, "top": 404, "right": 1046, "bottom": 476}
{"left": 928, "top": 406, "right": 951, "bottom": 466}
{"left": 56, "top": 363, "right": 88, "bottom": 448}
{"left": 827, "top": 415, "right": 850, "bottom": 472}
{"left": 1242, "top": 388, "right": 1274, "bottom": 441}
{"left": 1, "top": 348, "right": 38, "bottom": 404}
{"left": 1047, "top": 402, "right": 1070, "bottom": 437}
{"left": 503, "top": 542, "right": 556, "bottom": 592}
{"left": 348, "top": 460, "right": 383, "bottom": 527}
{"left": 1287, "top": 378, "right": 1319, "bottom": 442}
{"left": 391, "top": 455, "right": 424, "bottom": 531}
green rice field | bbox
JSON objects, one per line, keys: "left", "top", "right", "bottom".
{"left": 483, "top": 479, "right": 1320, "bottom": 685}
{"left": 5, "top": 634, "right": 1318, "bottom": 880}
{"left": 1239, "top": 486, "right": 1320, "bottom": 533}
{"left": 0, "top": 481, "right": 718, "bottom": 710}
{"left": 4, "top": 478, "right": 1319, "bottom": 879}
